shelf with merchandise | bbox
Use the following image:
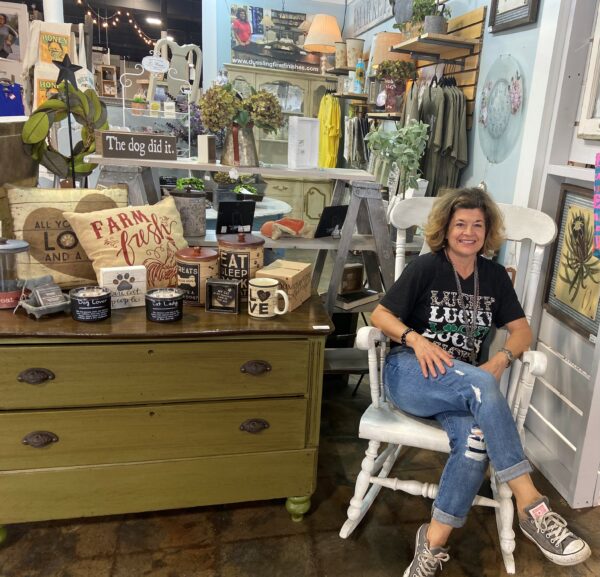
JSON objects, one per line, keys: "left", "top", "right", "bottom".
{"left": 326, "top": 66, "right": 355, "bottom": 76}
{"left": 123, "top": 108, "right": 189, "bottom": 119}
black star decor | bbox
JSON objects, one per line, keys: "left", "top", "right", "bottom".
{"left": 52, "top": 54, "right": 82, "bottom": 89}
{"left": 51, "top": 54, "right": 83, "bottom": 186}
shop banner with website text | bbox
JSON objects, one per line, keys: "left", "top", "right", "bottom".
{"left": 230, "top": 4, "right": 321, "bottom": 74}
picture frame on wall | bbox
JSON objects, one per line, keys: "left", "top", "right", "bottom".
{"left": 577, "top": 8, "right": 600, "bottom": 140}
{"left": 0, "top": 1, "right": 30, "bottom": 63}
{"left": 488, "top": 0, "right": 540, "bottom": 34}
{"left": 544, "top": 184, "right": 600, "bottom": 341}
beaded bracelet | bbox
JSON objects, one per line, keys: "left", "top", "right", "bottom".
{"left": 400, "top": 327, "right": 415, "bottom": 347}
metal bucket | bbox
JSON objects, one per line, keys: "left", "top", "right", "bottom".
{"left": 221, "top": 124, "right": 259, "bottom": 167}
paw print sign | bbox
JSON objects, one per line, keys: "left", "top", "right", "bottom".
{"left": 99, "top": 265, "right": 147, "bottom": 309}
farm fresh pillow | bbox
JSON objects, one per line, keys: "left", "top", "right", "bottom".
{"left": 64, "top": 196, "right": 188, "bottom": 288}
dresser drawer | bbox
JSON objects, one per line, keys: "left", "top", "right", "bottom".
{"left": 0, "top": 340, "right": 310, "bottom": 408}
{"left": 0, "top": 449, "right": 317, "bottom": 524}
{"left": 0, "top": 398, "right": 307, "bottom": 470}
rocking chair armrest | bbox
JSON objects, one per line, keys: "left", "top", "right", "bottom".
{"left": 521, "top": 350, "right": 547, "bottom": 377}
{"left": 356, "top": 326, "right": 387, "bottom": 351}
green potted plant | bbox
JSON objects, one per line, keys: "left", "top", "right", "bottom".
{"left": 175, "top": 176, "right": 205, "bottom": 192}
{"left": 208, "top": 172, "right": 265, "bottom": 208}
{"left": 375, "top": 60, "right": 416, "bottom": 112}
{"left": 131, "top": 93, "right": 147, "bottom": 116}
{"left": 199, "top": 85, "right": 283, "bottom": 167}
{"left": 365, "top": 119, "right": 429, "bottom": 197}
{"left": 393, "top": 0, "right": 450, "bottom": 35}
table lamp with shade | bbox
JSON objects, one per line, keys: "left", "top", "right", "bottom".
{"left": 303, "top": 14, "right": 342, "bottom": 73}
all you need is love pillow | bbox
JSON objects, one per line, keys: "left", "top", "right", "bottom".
{"left": 64, "top": 196, "right": 188, "bottom": 289}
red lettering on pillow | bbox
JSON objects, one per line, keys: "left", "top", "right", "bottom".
{"left": 91, "top": 220, "right": 103, "bottom": 239}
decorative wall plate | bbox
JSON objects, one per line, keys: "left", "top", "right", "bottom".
{"left": 477, "top": 54, "right": 525, "bottom": 164}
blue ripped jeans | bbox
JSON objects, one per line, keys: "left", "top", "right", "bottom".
{"left": 384, "top": 348, "right": 533, "bottom": 528}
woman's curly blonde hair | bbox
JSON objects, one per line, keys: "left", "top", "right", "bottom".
{"left": 423, "top": 187, "right": 505, "bottom": 255}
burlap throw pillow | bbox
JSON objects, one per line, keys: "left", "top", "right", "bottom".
{"left": 64, "top": 195, "right": 188, "bottom": 288}
{"left": 7, "top": 187, "right": 128, "bottom": 288}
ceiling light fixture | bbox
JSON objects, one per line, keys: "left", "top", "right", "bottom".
{"left": 167, "top": 35, "right": 174, "bottom": 41}
{"left": 146, "top": 17, "right": 162, "bottom": 25}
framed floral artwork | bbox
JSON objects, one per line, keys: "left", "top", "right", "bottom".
{"left": 489, "top": 0, "right": 540, "bottom": 34}
{"left": 544, "top": 184, "right": 600, "bottom": 341}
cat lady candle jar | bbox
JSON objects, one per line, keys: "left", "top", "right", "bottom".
{"left": 69, "top": 286, "right": 111, "bottom": 322}
{"left": 145, "top": 287, "right": 185, "bottom": 322}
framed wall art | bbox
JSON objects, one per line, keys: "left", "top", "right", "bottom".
{"left": 488, "top": 0, "right": 540, "bottom": 34}
{"left": 0, "top": 2, "right": 29, "bottom": 63}
{"left": 544, "top": 184, "right": 600, "bottom": 340}
{"left": 577, "top": 7, "right": 600, "bottom": 140}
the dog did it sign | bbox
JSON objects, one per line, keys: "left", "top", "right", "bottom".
{"left": 99, "top": 131, "right": 178, "bottom": 160}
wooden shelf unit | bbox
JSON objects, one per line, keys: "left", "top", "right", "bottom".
{"left": 325, "top": 66, "right": 355, "bottom": 76}
{"left": 390, "top": 33, "right": 479, "bottom": 64}
{"left": 333, "top": 93, "right": 368, "bottom": 100}
{"left": 367, "top": 112, "right": 403, "bottom": 120}
{"left": 387, "top": 6, "right": 487, "bottom": 130}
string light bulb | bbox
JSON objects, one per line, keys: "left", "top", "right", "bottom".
{"left": 79, "top": 3, "right": 157, "bottom": 47}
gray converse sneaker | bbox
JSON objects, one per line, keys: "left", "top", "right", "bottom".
{"left": 519, "top": 497, "right": 591, "bottom": 566}
{"left": 403, "top": 523, "right": 450, "bottom": 577}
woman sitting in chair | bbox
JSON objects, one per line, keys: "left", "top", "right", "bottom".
{"left": 371, "top": 187, "right": 590, "bottom": 576}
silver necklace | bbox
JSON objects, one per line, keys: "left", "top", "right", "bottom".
{"left": 446, "top": 251, "right": 479, "bottom": 364}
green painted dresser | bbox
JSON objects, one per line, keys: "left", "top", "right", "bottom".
{"left": 0, "top": 295, "right": 332, "bottom": 536}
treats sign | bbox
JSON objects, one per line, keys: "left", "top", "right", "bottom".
{"left": 99, "top": 131, "right": 178, "bottom": 160}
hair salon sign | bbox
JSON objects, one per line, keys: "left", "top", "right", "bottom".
{"left": 351, "top": 0, "right": 393, "bottom": 37}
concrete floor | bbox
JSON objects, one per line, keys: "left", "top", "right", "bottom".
{"left": 0, "top": 377, "right": 598, "bottom": 577}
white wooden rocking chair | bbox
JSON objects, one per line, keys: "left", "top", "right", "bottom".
{"left": 339, "top": 197, "right": 557, "bottom": 574}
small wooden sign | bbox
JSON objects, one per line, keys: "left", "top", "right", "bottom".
{"left": 97, "top": 131, "right": 178, "bottom": 160}
{"left": 99, "top": 265, "right": 147, "bottom": 309}
{"left": 206, "top": 278, "right": 241, "bottom": 314}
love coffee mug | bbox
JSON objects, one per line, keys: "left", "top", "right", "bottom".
{"left": 248, "top": 277, "right": 289, "bottom": 319}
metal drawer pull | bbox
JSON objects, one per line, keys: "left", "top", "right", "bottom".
{"left": 240, "top": 419, "right": 270, "bottom": 434}
{"left": 18, "top": 368, "right": 55, "bottom": 385}
{"left": 240, "top": 360, "right": 272, "bottom": 376}
{"left": 22, "top": 431, "right": 59, "bottom": 448}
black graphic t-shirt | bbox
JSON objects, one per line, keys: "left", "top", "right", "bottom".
{"left": 380, "top": 252, "right": 525, "bottom": 363}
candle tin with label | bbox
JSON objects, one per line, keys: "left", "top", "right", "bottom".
{"left": 69, "top": 286, "right": 112, "bottom": 322}
{"left": 217, "top": 232, "right": 264, "bottom": 302}
{"left": 145, "top": 287, "right": 185, "bottom": 322}
{"left": 176, "top": 246, "right": 218, "bottom": 306}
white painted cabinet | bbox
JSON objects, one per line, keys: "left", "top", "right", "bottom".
{"left": 525, "top": 0, "right": 600, "bottom": 508}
